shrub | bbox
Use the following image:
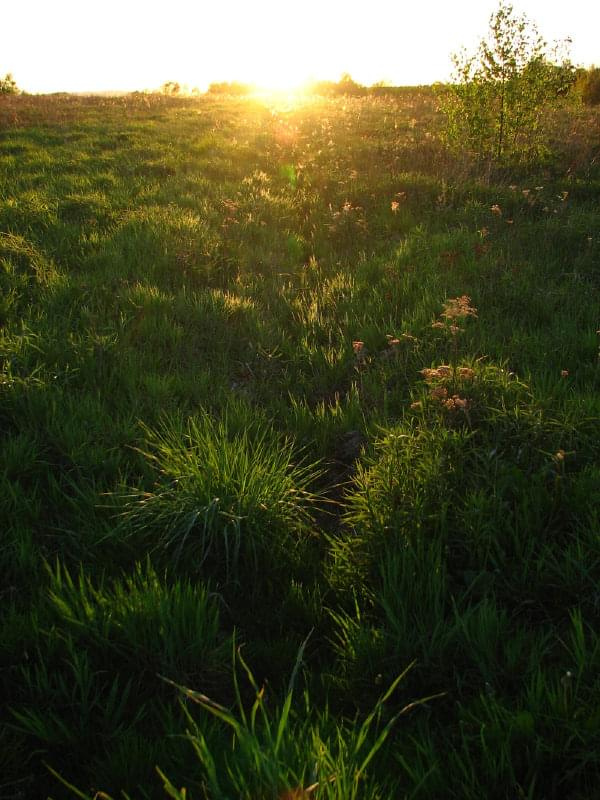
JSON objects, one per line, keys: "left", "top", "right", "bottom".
{"left": 0, "top": 73, "right": 19, "bottom": 94}
{"left": 307, "top": 73, "right": 366, "bottom": 96}
{"left": 207, "top": 81, "right": 253, "bottom": 96}
{"left": 160, "top": 81, "right": 181, "bottom": 95}
{"left": 439, "top": 2, "right": 575, "bottom": 167}
{"left": 581, "top": 67, "right": 600, "bottom": 106}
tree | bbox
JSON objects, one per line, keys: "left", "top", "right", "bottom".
{"left": 336, "top": 73, "right": 364, "bottom": 95}
{"left": 160, "top": 81, "right": 181, "bottom": 96}
{"left": 0, "top": 73, "right": 19, "bottom": 94}
{"left": 439, "top": 2, "right": 575, "bottom": 167}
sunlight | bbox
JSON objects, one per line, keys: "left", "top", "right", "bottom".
{"left": 177, "top": 4, "right": 355, "bottom": 97}
{"left": 217, "top": 40, "right": 317, "bottom": 97}
{"left": 3, "top": 0, "right": 598, "bottom": 95}
{"left": 249, "top": 81, "right": 314, "bottom": 111}
{"left": 250, "top": 68, "right": 311, "bottom": 94}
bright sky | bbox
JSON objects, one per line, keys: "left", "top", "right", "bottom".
{"left": 2, "top": 0, "right": 598, "bottom": 93}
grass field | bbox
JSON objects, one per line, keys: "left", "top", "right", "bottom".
{"left": 1, "top": 90, "right": 600, "bottom": 799}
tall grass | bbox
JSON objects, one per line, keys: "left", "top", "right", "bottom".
{"left": 0, "top": 91, "right": 599, "bottom": 798}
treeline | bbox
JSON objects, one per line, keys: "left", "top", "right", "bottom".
{"left": 205, "top": 74, "right": 372, "bottom": 96}
{"left": 205, "top": 74, "right": 432, "bottom": 97}
{"left": 202, "top": 67, "right": 600, "bottom": 104}
{"left": 2, "top": 62, "right": 598, "bottom": 105}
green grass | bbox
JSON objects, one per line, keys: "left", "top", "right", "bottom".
{"left": 1, "top": 91, "right": 599, "bottom": 799}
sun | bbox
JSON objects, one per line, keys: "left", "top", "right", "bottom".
{"left": 249, "top": 75, "right": 315, "bottom": 106}
{"left": 242, "top": 60, "right": 314, "bottom": 95}
{"left": 171, "top": 3, "right": 381, "bottom": 100}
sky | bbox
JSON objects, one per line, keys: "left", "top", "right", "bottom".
{"left": 2, "top": 0, "right": 598, "bottom": 94}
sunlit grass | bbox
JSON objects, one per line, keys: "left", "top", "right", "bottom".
{"left": 1, "top": 91, "right": 599, "bottom": 798}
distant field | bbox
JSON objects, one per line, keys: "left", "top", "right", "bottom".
{"left": 1, "top": 92, "right": 600, "bottom": 799}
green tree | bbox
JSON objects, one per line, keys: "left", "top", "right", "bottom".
{"left": 0, "top": 73, "right": 19, "bottom": 94}
{"left": 439, "top": 2, "right": 575, "bottom": 168}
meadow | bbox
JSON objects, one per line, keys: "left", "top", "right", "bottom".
{"left": 1, "top": 89, "right": 600, "bottom": 799}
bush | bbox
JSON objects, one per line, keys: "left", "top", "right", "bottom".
{"left": 439, "top": 2, "right": 575, "bottom": 167}
{"left": 307, "top": 73, "right": 366, "bottom": 96}
{"left": 0, "top": 73, "right": 19, "bottom": 94}
{"left": 581, "top": 67, "right": 600, "bottom": 106}
{"left": 160, "top": 81, "right": 181, "bottom": 96}
{"left": 207, "top": 81, "right": 252, "bottom": 96}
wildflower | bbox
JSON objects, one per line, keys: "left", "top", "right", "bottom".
{"left": 555, "top": 449, "right": 566, "bottom": 462}
{"left": 439, "top": 394, "right": 469, "bottom": 411}
{"left": 421, "top": 365, "right": 452, "bottom": 382}
{"left": 478, "top": 227, "right": 489, "bottom": 238}
{"left": 352, "top": 341, "right": 365, "bottom": 354}
{"left": 391, "top": 201, "right": 400, "bottom": 213}
{"left": 491, "top": 204, "right": 502, "bottom": 215}
{"left": 431, "top": 321, "right": 445, "bottom": 329}
{"left": 420, "top": 368, "right": 438, "bottom": 382}
{"left": 430, "top": 386, "right": 448, "bottom": 400}
{"left": 458, "top": 367, "right": 475, "bottom": 380}
{"left": 452, "top": 395, "right": 469, "bottom": 409}
{"left": 522, "top": 189, "right": 531, "bottom": 197}
{"left": 441, "top": 295, "right": 478, "bottom": 321}
{"left": 410, "top": 401, "right": 422, "bottom": 410}
{"left": 561, "top": 369, "right": 569, "bottom": 378}
{"left": 387, "top": 337, "right": 401, "bottom": 347}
